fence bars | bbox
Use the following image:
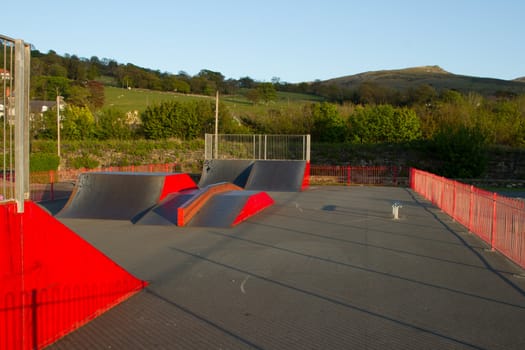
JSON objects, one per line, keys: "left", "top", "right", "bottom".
{"left": 204, "top": 134, "right": 310, "bottom": 161}
{"left": 309, "top": 165, "right": 402, "bottom": 186}
{"left": 1, "top": 35, "right": 31, "bottom": 213}
{"left": 410, "top": 168, "right": 525, "bottom": 269}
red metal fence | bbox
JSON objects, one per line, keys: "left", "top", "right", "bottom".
{"left": 21, "top": 164, "right": 407, "bottom": 202}
{"left": 410, "top": 168, "right": 525, "bottom": 269}
{"left": 309, "top": 165, "right": 404, "bottom": 186}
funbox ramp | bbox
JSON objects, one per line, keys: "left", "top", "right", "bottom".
{"left": 245, "top": 160, "right": 309, "bottom": 192}
{"left": 0, "top": 201, "right": 146, "bottom": 350}
{"left": 199, "top": 160, "right": 310, "bottom": 192}
{"left": 136, "top": 182, "right": 274, "bottom": 227}
{"left": 57, "top": 172, "right": 198, "bottom": 220}
{"left": 198, "top": 159, "right": 254, "bottom": 188}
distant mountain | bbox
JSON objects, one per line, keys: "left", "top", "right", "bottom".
{"left": 322, "top": 66, "right": 525, "bottom": 96}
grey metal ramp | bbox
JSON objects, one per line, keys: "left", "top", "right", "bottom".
{"left": 245, "top": 160, "right": 306, "bottom": 191}
{"left": 134, "top": 191, "right": 197, "bottom": 225}
{"left": 199, "top": 159, "right": 254, "bottom": 187}
{"left": 57, "top": 172, "right": 170, "bottom": 220}
{"left": 187, "top": 191, "right": 253, "bottom": 227}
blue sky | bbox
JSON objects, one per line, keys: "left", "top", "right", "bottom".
{"left": 3, "top": 0, "right": 524, "bottom": 82}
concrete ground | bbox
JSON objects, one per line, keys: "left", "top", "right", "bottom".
{"left": 44, "top": 186, "right": 525, "bottom": 350}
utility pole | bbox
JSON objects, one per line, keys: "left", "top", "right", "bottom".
{"left": 214, "top": 90, "right": 219, "bottom": 159}
{"left": 56, "top": 93, "right": 61, "bottom": 159}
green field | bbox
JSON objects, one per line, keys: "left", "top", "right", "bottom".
{"left": 104, "top": 87, "right": 212, "bottom": 112}
{"left": 104, "top": 86, "right": 324, "bottom": 114}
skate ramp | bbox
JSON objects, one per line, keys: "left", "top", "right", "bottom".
{"left": 245, "top": 160, "right": 309, "bottom": 192}
{"left": 133, "top": 190, "right": 197, "bottom": 225}
{"left": 0, "top": 201, "right": 145, "bottom": 350}
{"left": 57, "top": 172, "right": 197, "bottom": 221}
{"left": 199, "top": 159, "right": 254, "bottom": 188}
{"left": 136, "top": 183, "right": 274, "bottom": 227}
{"left": 187, "top": 190, "right": 274, "bottom": 227}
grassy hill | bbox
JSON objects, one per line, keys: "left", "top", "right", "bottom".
{"left": 104, "top": 86, "right": 324, "bottom": 114}
{"left": 323, "top": 66, "right": 525, "bottom": 96}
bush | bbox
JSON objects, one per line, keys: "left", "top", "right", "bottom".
{"left": 30, "top": 153, "right": 61, "bottom": 171}
{"left": 348, "top": 105, "right": 422, "bottom": 143}
{"left": 431, "top": 125, "right": 488, "bottom": 178}
{"left": 69, "top": 155, "right": 100, "bottom": 169}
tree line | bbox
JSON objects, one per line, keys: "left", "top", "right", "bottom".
{"left": 2, "top": 48, "right": 525, "bottom": 178}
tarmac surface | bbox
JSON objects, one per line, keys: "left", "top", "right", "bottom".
{"left": 43, "top": 186, "right": 525, "bottom": 350}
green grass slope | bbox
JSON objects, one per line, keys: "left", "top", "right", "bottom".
{"left": 104, "top": 86, "right": 324, "bottom": 114}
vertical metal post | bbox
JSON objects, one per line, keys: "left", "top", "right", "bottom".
{"left": 258, "top": 134, "right": 261, "bottom": 159}
{"left": 252, "top": 134, "right": 256, "bottom": 159}
{"left": 264, "top": 135, "right": 267, "bottom": 160}
{"left": 214, "top": 91, "right": 219, "bottom": 159}
{"left": 56, "top": 94, "right": 61, "bottom": 158}
{"left": 14, "top": 39, "right": 29, "bottom": 213}
{"left": 306, "top": 134, "right": 311, "bottom": 162}
{"left": 468, "top": 185, "right": 474, "bottom": 232}
{"left": 491, "top": 192, "right": 497, "bottom": 251}
{"left": 23, "top": 43, "right": 30, "bottom": 200}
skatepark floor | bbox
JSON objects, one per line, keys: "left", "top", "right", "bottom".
{"left": 43, "top": 186, "right": 525, "bottom": 350}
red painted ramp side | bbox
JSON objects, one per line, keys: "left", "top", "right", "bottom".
{"left": 187, "top": 191, "right": 274, "bottom": 227}
{"left": 57, "top": 172, "right": 197, "bottom": 220}
{"left": 302, "top": 161, "right": 310, "bottom": 190}
{"left": 232, "top": 191, "right": 275, "bottom": 226}
{"left": 0, "top": 201, "right": 146, "bottom": 350}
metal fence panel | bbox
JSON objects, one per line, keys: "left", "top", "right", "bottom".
{"left": 1, "top": 35, "right": 30, "bottom": 212}
{"left": 205, "top": 134, "right": 310, "bottom": 161}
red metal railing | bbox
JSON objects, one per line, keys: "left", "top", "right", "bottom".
{"left": 309, "top": 165, "right": 404, "bottom": 186}
{"left": 410, "top": 168, "right": 525, "bottom": 269}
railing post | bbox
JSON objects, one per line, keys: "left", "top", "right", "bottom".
{"left": 264, "top": 135, "right": 267, "bottom": 160}
{"left": 491, "top": 192, "right": 497, "bottom": 250}
{"left": 468, "top": 185, "right": 474, "bottom": 232}
{"left": 346, "top": 166, "right": 351, "bottom": 185}
{"left": 392, "top": 166, "right": 397, "bottom": 186}
{"left": 452, "top": 181, "right": 457, "bottom": 220}
{"left": 50, "top": 170, "right": 55, "bottom": 201}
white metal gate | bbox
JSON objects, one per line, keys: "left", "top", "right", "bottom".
{"left": 205, "top": 134, "right": 310, "bottom": 161}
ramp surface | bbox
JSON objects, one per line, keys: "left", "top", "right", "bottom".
{"left": 133, "top": 190, "right": 197, "bottom": 225}
{"left": 198, "top": 159, "right": 254, "bottom": 188}
{"left": 187, "top": 190, "right": 274, "bottom": 227}
{"left": 245, "top": 160, "right": 307, "bottom": 191}
{"left": 57, "top": 172, "right": 197, "bottom": 221}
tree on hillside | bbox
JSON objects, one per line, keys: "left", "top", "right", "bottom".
{"left": 141, "top": 100, "right": 215, "bottom": 140}
{"left": 31, "top": 76, "right": 70, "bottom": 101}
{"left": 245, "top": 89, "right": 260, "bottom": 104}
{"left": 239, "top": 76, "right": 256, "bottom": 88}
{"left": 95, "top": 108, "right": 134, "bottom": 140}
{"left": 311, "top": 102, "right": 346, "bottom": 142}
{"left": 257, "top": 83, "right": 277, "bottom": 103}
{"left": 61, "top": 105, "right": 96, "bottom": 140}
